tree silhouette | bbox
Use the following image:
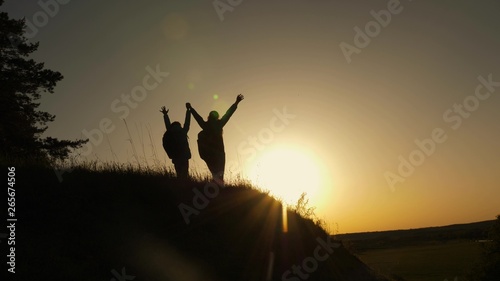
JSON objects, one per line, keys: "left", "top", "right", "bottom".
{"left": 0, "top": 0, "right": 87, "bottom": 163}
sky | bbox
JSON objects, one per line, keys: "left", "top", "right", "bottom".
{"left": 3, "top": 0, "right": 499, "bottom": 233}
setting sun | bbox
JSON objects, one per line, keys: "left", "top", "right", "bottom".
{"left": 246, "top": 146, "right": 322, "bottom": 204}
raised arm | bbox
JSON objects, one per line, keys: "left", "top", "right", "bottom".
{"left": 187, "top": 103, "right": 206, "bottom": 129}
{"left": 220, "top": 94, "right": 244, "bottom": 127}
{"left": 183, "top": 103, "right": 191, "bottom": 132}
{"left": 160, "top": 106, "right": 171, "bottom": 130}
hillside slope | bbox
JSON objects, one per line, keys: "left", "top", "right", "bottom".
{"left": 11, "top": 165, "right": 390, "bottom": 281}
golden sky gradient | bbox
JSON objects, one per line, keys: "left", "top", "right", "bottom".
{"left": 3, "top": 0, "right": 499, "bottom": 233}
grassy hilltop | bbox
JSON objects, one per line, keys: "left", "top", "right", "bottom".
{"left": 11, "top": 163, "right": 391, "bottom": 281}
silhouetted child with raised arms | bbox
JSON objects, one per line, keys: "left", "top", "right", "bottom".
{"left": 187, "top": 94, "right": 244, "bottom": 182}
{"left": 160, "top": 103, "right": 191, "bottom": 179}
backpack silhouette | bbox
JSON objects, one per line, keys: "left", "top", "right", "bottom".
{"left": 163, "top": 125, "right": 191, "bottom": 160}
{"left": 197, "top": 130, "right": 218, "bottom": 161}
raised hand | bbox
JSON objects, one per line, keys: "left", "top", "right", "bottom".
{"left": 236, "top": 94, "right": 244, "bottom": 103}
{"left": 160, "top": 106, "right": 169, "bottom": 115}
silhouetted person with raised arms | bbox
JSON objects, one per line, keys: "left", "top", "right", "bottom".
{"left": 188, "top": 94, "right": 244, "bottom": 182}
{"left": 160, "top": 103, "right": 191, "bottom": 180}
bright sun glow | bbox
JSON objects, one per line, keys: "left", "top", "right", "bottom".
{"left": 247, "top": 147, "right": 322, "bottom": 205}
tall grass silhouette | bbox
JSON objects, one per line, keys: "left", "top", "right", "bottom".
{"left": 8, "top": 119, "right": 396, "bottom": 280}
{"left": 13, "top": 159, "right": 395, "bottom": 281}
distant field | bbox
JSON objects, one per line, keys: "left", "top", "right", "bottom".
{"left": 356, "top": 240, "right": 484, "bottom": 281}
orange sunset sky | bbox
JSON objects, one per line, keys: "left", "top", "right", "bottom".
{"left": 3, "top": 0, "right": 499, "bottom": 233}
